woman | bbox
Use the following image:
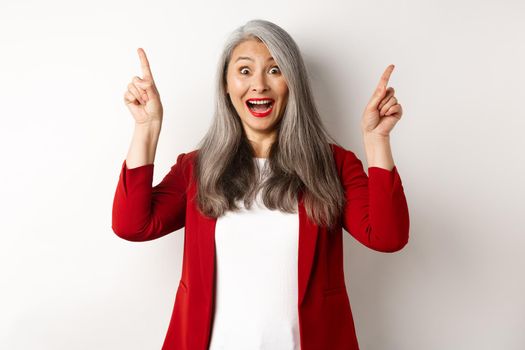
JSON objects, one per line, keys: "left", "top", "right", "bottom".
{"left": 112, "top": 19, "right": 409, "bottom": 350}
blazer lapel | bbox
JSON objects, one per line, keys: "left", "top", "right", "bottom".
{"left": 297, "top": 190, "right": 319, "bottom": 305}
{"left": 197, "top": 211, "right": 217, "bottom": 303}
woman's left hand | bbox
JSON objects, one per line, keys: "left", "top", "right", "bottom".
{"left": 360, "top": 64, "right": 403, "bottom": 137}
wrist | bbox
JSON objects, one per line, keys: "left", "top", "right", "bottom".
{"left": 362, "top": 131, "right": 390, "bottom": 142}
{"left": 135, "top": 120, "right": 161, "bottom": 135}
{"left": 363, "top": 133, "right": 390, "bottom": 151}
{"left": 135, "top": 119, "right": 162, "bottom": 129}
{"left": 133, "top": 121, "right": 161, "bottom": 147}
{"left": 362, "top": 133, "right": 394, "bottom": 170}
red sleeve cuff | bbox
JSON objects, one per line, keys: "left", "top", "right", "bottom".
{"left": 123, "top": 159, "right": 154, "bottom": 171}
{"left": 120, "top": 159, "right": 155, "bottom": 196}
{"left": 368, "top": 165, "right": 403, "bottom": 195}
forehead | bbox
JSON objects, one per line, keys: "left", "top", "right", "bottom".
{"left": 230, "top": 39, "right": 275, "bottom": 63}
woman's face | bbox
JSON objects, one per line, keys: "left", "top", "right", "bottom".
{"left": 225, "top": 39, "right": 289, "bottom": 143}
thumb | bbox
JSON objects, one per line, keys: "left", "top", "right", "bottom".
{"left": 366, "top": 84, "right": 387, "bottom": 112}
{"left": 134, "top": 77, "right": 157, "bottom": 101}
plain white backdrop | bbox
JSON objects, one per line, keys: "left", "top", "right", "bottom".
{"left": 1, "top": 0, "right": 524, "bottom": 349}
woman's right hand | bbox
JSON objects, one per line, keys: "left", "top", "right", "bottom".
{"left": 123, "top": 48, "right": 164, "bottom": 124}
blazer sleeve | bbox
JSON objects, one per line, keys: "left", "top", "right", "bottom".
{"left": 111, "top": 152, "right": 188, "bottom": 242}
{"left": 341, "top": 149, "right": 410, "bottom": 252}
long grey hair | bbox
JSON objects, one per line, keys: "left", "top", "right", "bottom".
{"left": 193, "top": 19, "right": 346, "bottom": 229}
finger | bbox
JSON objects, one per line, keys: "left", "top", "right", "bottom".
{"left": 128, "top": 82, "right": 146, "bottom": 105}
{"left": 128, "top": 82, "right": 143, "bottom": 102}
{"left": 137, "top": 48, "right": 154, "bottom": 81}
{"left": 380, "top": 96, "right": 397, "bottom": 116}
{"left": 376, "top": 64, "right": 394, "bottom": 92}
{"left": 385, "top": 104, "right": 402, "bottom": 117}
{"left": 124, "top": 91, "right": 140, "bottom": 105}
{"left": 367, "top": 64, "right": 395, "bottom": 111}
{"left": 378, "top": 87, "right": 395, "bottom": 110}
{"left": 132, "top": 75, "right": 155, "bottom": 101}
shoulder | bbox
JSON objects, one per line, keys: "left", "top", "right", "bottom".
{"left": 174, "top": 149, "right": 198, "bottom": 169}
{"left": 328, "top": 143, "right": 359, "bottom": 169}
{"left": 176, "top": 149, "right": 199, "bottom": 181}
{"left": 183, "top": 149, "right": 199, "bottom": 163}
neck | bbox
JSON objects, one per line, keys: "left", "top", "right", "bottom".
{"left": 247, "top": 133, "right": 276, "bottom": 158}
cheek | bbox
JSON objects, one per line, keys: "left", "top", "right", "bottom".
{"left": 275, "top": 79, "right": 289, "bottom": 97}
{"left": 227, "top": 76, "right": 247, "bottom": 94}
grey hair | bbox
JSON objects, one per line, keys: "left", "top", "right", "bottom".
{"left": 193, "top": 19, "right": 346, "bottom": 229}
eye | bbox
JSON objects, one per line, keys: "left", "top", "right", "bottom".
{"left": 238, "top": 66, "right": 280, "bottom": 75}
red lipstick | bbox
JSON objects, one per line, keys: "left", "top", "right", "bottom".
{"left": 245, "top": 98, "right": 275, "bottom": 118}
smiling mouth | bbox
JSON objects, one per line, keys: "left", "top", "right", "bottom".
{"left": 245, "top": 99, "right": 273, "bottom": 111}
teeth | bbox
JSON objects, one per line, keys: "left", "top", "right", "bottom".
{"left": 248, "top": 100, "right": 273, "bottom": 105}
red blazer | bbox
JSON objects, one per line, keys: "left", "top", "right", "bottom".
{"left": 112, "top": 143, "right": 410, "bottom": 350}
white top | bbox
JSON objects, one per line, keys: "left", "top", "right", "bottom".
{"left": 208, "top": 158, "right": 301, "bottom": 350}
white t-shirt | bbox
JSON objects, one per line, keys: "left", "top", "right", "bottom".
{"left": 208, "top": 158, "right": 301, "bottom": 350}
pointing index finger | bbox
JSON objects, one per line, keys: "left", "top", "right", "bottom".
{"left": 377, "top": 64, "right": 395, "bottom": 91}
{"left": 137, "top": 48, "right": 154, "bottom": 80}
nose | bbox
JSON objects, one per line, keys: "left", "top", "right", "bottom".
{"left": 251, "top": 71, "right": 269, "bottom": 93}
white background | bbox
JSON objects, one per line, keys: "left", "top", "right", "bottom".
{"left": 1, "top": 0, "right": 524, "bottom": 349}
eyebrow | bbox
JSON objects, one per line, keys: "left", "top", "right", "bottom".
{"left": 234, "top": 56, "right": 276, "bottom": 63}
